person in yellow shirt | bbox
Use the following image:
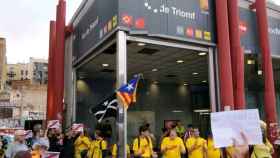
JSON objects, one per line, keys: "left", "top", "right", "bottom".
{"left": 161, "top": 129, "right": 186, "bottom": 158}
{"left": 133, "top": 125, "right": 157, "bottom": 158}
{"left": 251, "top": 121, "right": 273, "bottom": 158}
{"left": 87, "top": 130, "right": 108, "bottom": 158}
{"left": 111, "top": 144, "right": 130, "bottom": 158}
{"left": 206, "top": 133, "right": 221, "bottom": 158}
{"left": 185, "top": 128, "right": 207, "bottom": 158}
{"left": 74, "top": 130, "right": 91, "bottom": 158}
{"left": 176, "top": 121, "right": 186, "bottom": 138}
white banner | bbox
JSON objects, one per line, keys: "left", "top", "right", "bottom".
{"left": 44, "top": 152, "right": 60, "bottom": 158}
{"left": 211, "top": 109, "right": 263, "bottom": 148}
{"left": 72, "top": 123, "right": 84, "bottom": 132}
{"left": 47, "top": 120, "right": 60, "bottom": 129}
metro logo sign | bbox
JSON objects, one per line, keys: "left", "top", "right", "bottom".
{"left": 186, "top": 27, "right": 194, "bottom": 37}
{"left": 122, "top": 14, "right": 133, "bottom": 26}
{"left": 135, "top": 18, "right": 145, "bottom": 29}
{"left": 239, "top": 21, "right": 248, "bottom": 35}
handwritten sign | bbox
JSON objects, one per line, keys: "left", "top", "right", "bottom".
{"left": 211, "top": 109, "right": 262, "bottom": 148}
{"left": 47, "top": 120, "right": 60, "bottom": 129}
{"left": 44, "top": 152, "right": 60, "bottom": 158}
{"left": 72, "top": 124, "right": 84, "bottom": 132}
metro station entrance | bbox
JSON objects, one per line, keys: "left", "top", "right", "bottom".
{"left": 74, "top": 33, "right": 218, "bottom": 145}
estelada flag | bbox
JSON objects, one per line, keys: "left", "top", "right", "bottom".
{"left": 116, "top": 75, "right": 140, "bottom": 109}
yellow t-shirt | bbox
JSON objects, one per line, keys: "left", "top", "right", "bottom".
{"left": 111, "top": 144, "right": 130, "bottom": 157}
{"left": 31, "top": 150, "right": 41, "bottom": 158}
{"left": 185, "top": 137, "right": 207, "bottom": 158}
{"left": 207, "top": 138, "right": 221, "bottom": 158}
{"left": 74, "top": 135, "right": 91, "bottom": 152}
{"left": 133, "top": 137, "right": 153, "bottom": 157}
{"left": 251, "top": 139, "right": 273, "bottom": 158}
{"left": 226, "top": 146, "right": 235, "bottom": 158}
{"left": 87, "top": 139, "right": 107, "bottom": 158}
{"left": 161, "top": 137, "right": 185, "bottom": 158}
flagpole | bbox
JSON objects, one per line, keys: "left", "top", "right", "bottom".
{"left": 116, "top": 30, "right": 127, "bottom": 158}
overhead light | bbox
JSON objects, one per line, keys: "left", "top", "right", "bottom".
{"left": 202, "top": 80, "right": 207, "bottom": 83}
{"left": 102, "top": 63, "right": 109, "bottom": 67}
{"left": 137, "top": 42, "right": 146, "bottom": 46}
{"left": 172, "top": 110, "right": 184, "bottom": 113}
{"left": 258, "top": 70, "right": 263, "bottom": 75}
{"left": 192, "top": 72, "right": 199, "bottom": 75}
{"left": 176, "top": 60, "right": 184, "bottom": 64}
{"left": 153, "top": 81, "right": 158, "bottom": 84}
{"left": 152, "top": 68, "right": 158, "bottom": 72}
{"left": 200, "top": 112, "right": 210, "bottom": 115}
{"left": 247, "top": 59, "right": 255, "bottom": 65}
{"left": 183, "top": 83, "right": 188, "bottom": 86}
{"left": 198, "top": 52, "right": 207, "bottom": 56}
{"left": 194, "top": 109, "right": 210, "bottom": 113}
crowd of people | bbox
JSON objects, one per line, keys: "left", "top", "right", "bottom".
{"left": 0, "top": 120, "right": 279, "bottom": 158}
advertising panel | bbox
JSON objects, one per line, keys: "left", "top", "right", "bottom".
{"left": 73, "top": 0, "right": 118, "bottom": 61}
{"left": 119, "top": 0, "right": 216, "bottom": 43}
{"left": 239, "top": 7, "right": 280, "bottom": 56}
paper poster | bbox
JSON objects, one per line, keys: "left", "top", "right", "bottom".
{"left": 47, "top": 120, "right": 61, "bottom": 129}
{"left": 211, "top": 109, "right": 263, "bottom": 148}
{"left": 44, "top": 152, "right": 60, "bottom": 158}
{"left": 72, "top": 124, "right": 84, "bottom": 132}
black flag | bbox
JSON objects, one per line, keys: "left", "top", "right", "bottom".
{"left": 89, "top": 93, "right": 119, "bottom": 122}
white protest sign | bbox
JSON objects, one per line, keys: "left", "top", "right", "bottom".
{"left": 47, "top": 120, "right": 61, "bottom": 129}
{"left": 72, "top": 123, "right": 84, "bottom": 132}
{"left": 25, "top": 130, "right": 33, "bottom": 139}
{"left": 211, "top": 109, "right": 263, "bottom": 148}
{"left": 43, "top": 152, "right": 60, "bottom": 158}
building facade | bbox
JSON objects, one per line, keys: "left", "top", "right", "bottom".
{"left": 6, "top": 58, "right": 48, "bottom": 85}
{"left": 0, "top": 38, "right": 7, "bottom": 91}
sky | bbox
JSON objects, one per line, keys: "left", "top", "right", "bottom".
{"left": 0, "top": 0, "right": 82, "bottom": 64}
{"left": 0, "top": 0, "right": 279, "bottom": 64}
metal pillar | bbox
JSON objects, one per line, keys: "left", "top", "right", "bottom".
{"left": 47, "top": 21, "right": 56, "bottom": 121}
{"left": 215, "top": 0, "right": 235, "bottom": 110}
{"left": 208, "top": 48, "right": 218, "bottom": 112}
{"left": 228, "top": 0, "right": 246, "bottom": 110}
{"left": 54, "top": 0, "right": 66, "bottom": 121}
{"left": 255, "top": 0, "right": 278, "bottom": 148}
{"left": 116, "top": 31, "right": 127, "bottom": 158}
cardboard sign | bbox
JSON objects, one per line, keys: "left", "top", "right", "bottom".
{"left": 25, "top": 130, "right": 33, "bottom": 139}
{"left": 47, "top": 120, "right": 60, "bottom": 129}
{"left": 72, "top": 124, "right": 84, "bottom": 132}
{"left": 44, "top": 152, "right": 60, "bottom": 158}
{"left": 211, "top": 109, "right": 262, "bottom": 148}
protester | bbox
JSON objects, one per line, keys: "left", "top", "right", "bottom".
{"left": 87, "top": 130, "right": 108, "bottom": 158}
{"left": 185, "top": 128, "right": 207, "bottom": 158}
{"left": 160, "top": 128, "right": 169, "bottom": 144}
{"left": 250, "top": 121, "right": 273, "bottom": 158}
{"left": 59, "top": 129, "right": 75, "bottom": 158}
{"left": 176, "top": 121, "right": 186, "bottom": 138}
{"left": 133, "top": 125, "right": 157, "bottom": 158}
{"left": 206, "top": 132, "right": 221, "bottom": 158}
{"left": 47, "top": 128, "right": 61, "bottom": 152}
{"left": 74, "top": 130, "right": 91, "bottom": 158}
{"left": 161, "top": 128, "right": 186, "bottom": 158}
{"left": 5, "top": 130, "right": 29, "bottom": 158}
{"left": 183, "top": 124, "right": 194, "bottom": 142}
{"left": 226, "top": 132, "right": 249, "bottom": 158}
{"left": 31, "top": 137, "right": 49, "bottom": 158}
{"left": 14, "top": 151, "right": 32, "bottom": 158}
{"left": 0, "top": 140, "right": 4, "bottom": 158}
{"left": 111, "top": 144, "right": 130, "bottom": 158}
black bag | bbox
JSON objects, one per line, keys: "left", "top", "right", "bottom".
{"left": 80, "top": 149, "right": 88, "bottom": 158}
